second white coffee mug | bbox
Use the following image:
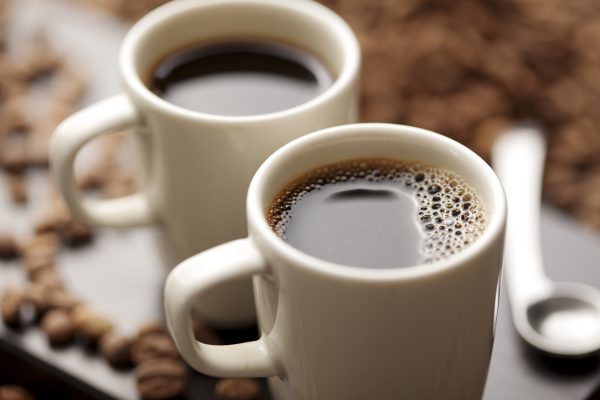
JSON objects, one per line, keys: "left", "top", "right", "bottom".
{"left": 165, "top": 123, "right": 506, "bottom": 400}
{"left": 50, "top": 0, "right": 360, "bottom": 326}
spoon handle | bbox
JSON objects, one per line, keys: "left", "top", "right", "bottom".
{"left": 492, "top": 125, "right": 551, "bottom": 308}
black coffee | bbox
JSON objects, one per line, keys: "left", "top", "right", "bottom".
{"left": 267, "top": 159, "right": 486, "bottom": 269}
{"left": 148, "top": 40, "right": 333, "bottom": 116}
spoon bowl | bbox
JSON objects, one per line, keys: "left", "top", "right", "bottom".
{"left": 519, "top": 282, "right": 600, "bottom": 357}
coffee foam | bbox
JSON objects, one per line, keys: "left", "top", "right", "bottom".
{"left": 267, "top": 159, "right": 486, "bottom": 264}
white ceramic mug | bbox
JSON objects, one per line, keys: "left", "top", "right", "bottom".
{"left": 164, "top": 123, "right": 507, "bottom": 400}
{"left": 50, "top": 0, "right": 360, "bottom": 326}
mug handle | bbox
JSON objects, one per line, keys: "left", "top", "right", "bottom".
{"left": 164, "top": 238, "right": 281, "bottom": 378}
{"left": 50, "top": 94, "right": 155, "bottom": 227}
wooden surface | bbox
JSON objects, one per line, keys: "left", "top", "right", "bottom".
{"left": 1, "top": 1, "right": 600, "bottom": 399}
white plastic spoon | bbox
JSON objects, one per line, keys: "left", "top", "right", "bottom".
{"left": 492, "top": 126, "right": 600, "bottom": 357}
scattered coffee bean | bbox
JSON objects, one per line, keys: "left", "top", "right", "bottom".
{"left": 70, "top": 304, "right": 88, "bottom": 326}
{"left": 135, "top": 358, "right": 188, "bottom": 400}
{"left": 131, "top": 333, "right": 180, "bottom": 365}
{"left": 23, "top": 283, "right": 52, "bottom": 318}
{"left": 60, "top": 219, "right": 94, "bottom": 247}
{"left": 100, "top": 332, "right": 133, "bottom": 369}
{"left": 215, "top": 378, "right": 260, "bottom": 400}
{"left": 41, "top": 309, "right": 75, "bottom": 347}
{"left": 1, "top": 287, "right": 24, "bottom": 327}
{"left": 0, "top": 7, "right": 193, "bottom": 399}
{"left": 0, "top": 385, "right": 35, "bottom": 400}
{"left": 46, "top": 290, "right": 82, "bottom": 311}
{"left": 0, "top": 233, "right": 19, "bottom": 259}
{"left": 71, "top": 306, "right": 113, "bottom": 345}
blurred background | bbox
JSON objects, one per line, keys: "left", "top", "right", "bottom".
{"left": 1, "top": 0, "right": 600, "bottom": 399}
{"left": 333, "top": 0, "right": 600, "bottom": 230}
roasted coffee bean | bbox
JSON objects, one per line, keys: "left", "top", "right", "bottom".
{"left": 131, "top": 333, "right": 180, "bottom": 365}
{"left": 0, "top": 385, "right": 35, "bottom": 400}
{"left": 41, "top": 309, "right": 75, "bottom": 347}
{"left": 71, "top": 305, "right": 113, "bottom": 345}
{"left": 135, "top": 358, "right": 188, "bottom": 400}
{"left": 23, "top": 283, "right": 52, "bottom": 317}
{"left": 215, "top": 378, "right": 261, "bottom": 400}
{"left": 100, "top": 332, "right": 133, "bottom": 369}
{"left": 1, "top": 287, "right": 24, "bottom": 327}
{"left": 46, "top": 291, "right": 82, "bottom": 311}
{"left": 60, "top": 219, "right": 94, "bottom": 247}
{"left": 0, "top": 233, "right": 19, "bottom": 259}
{"left": 70, "top": 304, "right": 88, "bottom": 326}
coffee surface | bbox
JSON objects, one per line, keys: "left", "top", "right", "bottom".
{"left": 148, "top": 40, "right": 333, "bottom": 116}
{"left": 268, "top": 159, "right": 486, "bottom": 269}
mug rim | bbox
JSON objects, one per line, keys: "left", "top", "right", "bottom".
{"left": 247, "top": 123, "right": 507, "bottom": 281}
{"left": 119, "top": 0, "right": 360, "bottom": 123}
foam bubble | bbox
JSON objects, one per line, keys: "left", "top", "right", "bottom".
{"left": 267, "top": 159, "right": 486, "bottom": 264}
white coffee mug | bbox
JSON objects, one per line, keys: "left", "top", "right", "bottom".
{"left": 164, "top": 123, "right": 507, "bottom": 399}
{"left": 50, "top": 0, "right": 360, "bottom": 326}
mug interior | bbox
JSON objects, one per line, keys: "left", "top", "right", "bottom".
{"left": 249, "top": 123, "right": 506, "bottom": 277}
{"left": 120, "top": 0, "right": 359, "bottom": 119}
